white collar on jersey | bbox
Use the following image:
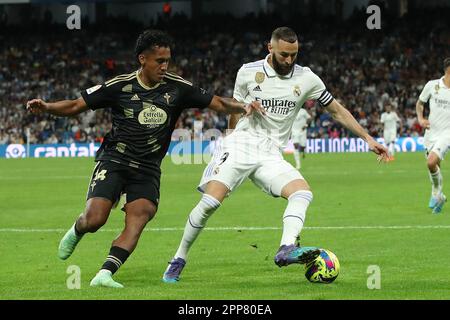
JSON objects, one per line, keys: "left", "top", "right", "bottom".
{"left": 263, "top": 54, "right": 295, "bottom": 79}
{"left": 439, "top": 77, "right": 450, "bottom": 89}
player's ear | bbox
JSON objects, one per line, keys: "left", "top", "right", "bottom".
{"left": 138, "top": 54, "right": 146, "bottom": 66}
{"left": 268, "top": 41, "right": 273, "bottom": 54}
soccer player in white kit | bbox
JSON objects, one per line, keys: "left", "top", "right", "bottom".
{"left": 163, "top": 27, "right": 389, "bottom": 282}
{"left": 291, "top": 106, "right": 312, "bottom": 169}
{"left": 380, "top": 103, "right": 401, "bottom": 156}
{"left": 416, "top": 58, "right": 450, "bottom": 214}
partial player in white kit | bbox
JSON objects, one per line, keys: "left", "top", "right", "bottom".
{"left": 162, "top": 27, "right": 389, "bottom": 283}
{"left": 380, "top": 103, "right": 401, "bottom": 156}
{"left": 416, "top": 57, "right": 450, "bottom": 214}
{"left": 291, "top": 106, "right": 312, "bottom": 169}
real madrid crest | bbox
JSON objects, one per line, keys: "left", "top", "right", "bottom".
{"left": 255, "top": 72, "right": 265, "bottom": 84}
{"left": 293, "top": 85, "right": 301, "bottom": 97}
{"left": 435, "top": 84, "right": 440, "bottom": 94}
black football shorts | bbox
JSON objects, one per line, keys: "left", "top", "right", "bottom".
{"left": 86, "top": 160, "right": 160, "bottom": 207}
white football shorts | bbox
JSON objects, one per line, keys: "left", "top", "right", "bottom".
{"left": 198, "top": 131, "right": 304, "bottom": 197}
{"left": 383, "top": 130, "right": 397, "bottom": 144}
{"left": 291, "top": 131, "right": 307, "bottom": 147}
{"left": 424, "top": 130, "right": 450, "bottom": 160}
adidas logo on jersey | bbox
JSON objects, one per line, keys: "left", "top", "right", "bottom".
{"left": 253, "top": 85, "right": 262, "bottom": 91}
{"left": 131, "top": 94, "right": 140, "bottom": 101}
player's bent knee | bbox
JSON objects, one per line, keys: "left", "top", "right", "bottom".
{"left": 125, "top": 199, "right": 157, "bottom": 222}
{"left": 427, "top": 161, "right": 436, "bottom": 172}
{"left": 280, "top": 179, "right": 311, "bottom": 199}
{"left": 82, "top": 198, "right": 113, "bottom": 232}
{"left": 427, "top": 154, "right": 440, "bottom": 172}
{"left": 83, "top": 210, "right": 109, "bottom": 232}
{"left": 204, "top": 180, "right": 229, "bottom": 203}
{"left": 141, "top": 204, "right": 157, "bottom": 222}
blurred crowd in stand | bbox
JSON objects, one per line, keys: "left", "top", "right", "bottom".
{"left": 1, "top": 6, "right": 448, "bottom": 144}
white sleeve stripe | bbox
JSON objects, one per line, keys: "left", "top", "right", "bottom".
{"left": 318, "top": 90, "right": 333, "bottom": 106}
{"left": 320, "top": 97, "right": 333, "bottom": 106}
{"left": 319, "top": 90, "right": 331, "bottom": 100}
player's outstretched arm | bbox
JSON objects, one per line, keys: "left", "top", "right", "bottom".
{"left": 415, "top": 100, "right": 430, "bottom": 129}
{"left": 325, "top": 99, "right": 390, "bottom": 161}
{"left": 26, "top": 97, "right": 89, "bottom": 117}
{"left": 228, "top": 98, "right": 244, "bottom": 131}
{"left": 208, "top": 96, "right": 265, "bottom": 116}
{"left": 228, "top": 114, "right": 241, "bottom": 130}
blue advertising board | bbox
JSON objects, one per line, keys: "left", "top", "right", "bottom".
{"left": 0, "top": 137, "right": 426, "bottom": 159}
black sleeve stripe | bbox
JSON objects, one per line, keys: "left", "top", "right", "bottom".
{"left": 318, "top": 90, "right": 334, "bottom": 106}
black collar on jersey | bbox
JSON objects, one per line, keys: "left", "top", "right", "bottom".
{"left": 136, "top": 70, "right": 164, "bottom": 90}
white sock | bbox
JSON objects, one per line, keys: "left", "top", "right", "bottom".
{"left": 99, "top": 269, "right": 112, "bottom": 276}
{"left": 429, "top": 168, "right": 443, "bottom": 197}
{"left": 389, "top": 143, "right": 395, "bottom": 156}
{"left": 174, "top": 194, "right": 221, "bottom": 260}
{"left": 293, "top": 149, "right": 300, "bottom": 168}
{"left": 280, "top": 190, "right": 313, "bottom": 246}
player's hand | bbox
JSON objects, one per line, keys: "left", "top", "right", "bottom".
{"left": 244, "top": 101, "right": 265, "bottom": 116}
{"left": 418, "top": 118, "right": 430, "bottom": 129}
{"left": 367, "top": 138, "right": 392, "bottom": 163}
{"left": 26, "top": 99, "right": 48, "bottom": 114}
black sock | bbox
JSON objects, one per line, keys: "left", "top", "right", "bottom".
{"left": 101, "top": 246, "right": 130, "bottom": 275}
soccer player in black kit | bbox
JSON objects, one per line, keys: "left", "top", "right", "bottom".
{"left": 26, "top": 30, "right": 264, "bottom": 288}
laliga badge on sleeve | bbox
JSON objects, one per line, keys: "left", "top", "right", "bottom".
{"left": 86, "top": 85, "right": 102, "bottom": 95}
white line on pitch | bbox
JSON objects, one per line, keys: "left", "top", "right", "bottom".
{"left": 0, "top": 175, "right": 87, "bottom": 180}
{"left": 0, "top": 170, "right": 413, "bottom": 180}
{"left": 1, "top": 225, "right": 450, "bottom": 233}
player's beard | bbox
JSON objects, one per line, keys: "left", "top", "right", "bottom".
{"left": 272, "top": 54, "right": 295, "bottom": 76}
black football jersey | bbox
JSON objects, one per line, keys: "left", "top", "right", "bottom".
{"left": 80, "top": 70, "right": 213, "bottom": 172}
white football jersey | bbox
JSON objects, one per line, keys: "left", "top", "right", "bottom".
{"left": 292, "top": 108, "right": 311, "bottom": 135}
{"left": 419, "top": 77, "right": 450, "bottom": 136}
{"left": 233, "top": 55, "right": 332, "bottom": 148}
{"left": 380, "top": 111, "right": 400, "bottom": 131}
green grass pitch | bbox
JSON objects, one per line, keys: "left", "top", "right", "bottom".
{"left": 1, "top": 152, "right": 450, "bottom": 299}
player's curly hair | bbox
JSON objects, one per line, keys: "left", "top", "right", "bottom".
{"left": 135, "top": 29, "right": 174, "bottom": 58}
{"left": 444, "top": 57, "right": 450, "bottom": 72}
